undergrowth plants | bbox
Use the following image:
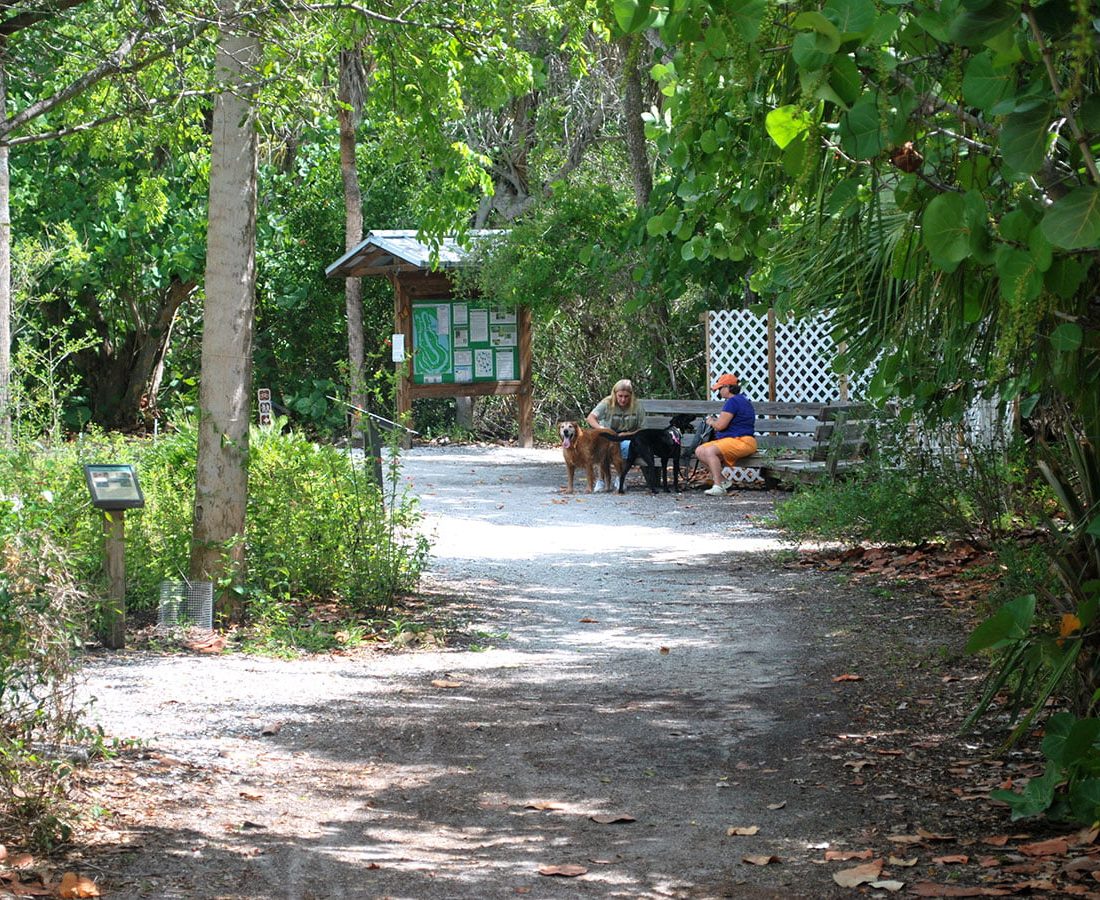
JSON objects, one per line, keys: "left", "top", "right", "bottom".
{"left": 963, "top": 433, "right": 1100, "bottom": 825}
{"left": 0, "top": 417, "right": 430, "bottom": 627}
{"left": 0, "top": 508, "right": 90, "bottom": 849}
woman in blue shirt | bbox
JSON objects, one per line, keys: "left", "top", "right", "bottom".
{"left": 696, "top": 374, "right": 757, "bottom": 496}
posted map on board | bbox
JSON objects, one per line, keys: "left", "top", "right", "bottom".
{"left": 411, "top": 299, "right": 518, "bottom": 385}
{"left": 411, "top": 304, "right": 453, "bottom": 383}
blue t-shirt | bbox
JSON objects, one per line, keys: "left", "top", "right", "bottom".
{"left": 716, "top": 394, "right": 755, "bottom": 438}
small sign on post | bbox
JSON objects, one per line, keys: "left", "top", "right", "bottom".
{"left": 257, "top": 388, "right": 272, "bottom": 427}
{"left": 84, "top": 464, "right": 145, "bottom": 650}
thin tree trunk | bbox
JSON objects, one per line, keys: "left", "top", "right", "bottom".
{"left": 190, "top": 8, "right": 259, "bottom": 621}
{"left": 620, "top": 34, "right": 652, "bottom": 209}
{"left": 338, "top": 49, "right": 366, "bottom": 433}
{"left": 620, "top": 35, "right": 673, "bottom": 386}
{"left": 0, "top": 49, "right": 11, "bottom": 445}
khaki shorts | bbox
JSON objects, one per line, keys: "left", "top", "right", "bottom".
{"left": 711, "top": 436, "right": 758, "bottom": 466}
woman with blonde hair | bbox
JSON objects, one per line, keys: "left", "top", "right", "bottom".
{"left": 586, "top": 379, "right": 646, "bottom": 492}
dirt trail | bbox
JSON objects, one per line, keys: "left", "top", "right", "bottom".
{"left": 74, "top": 445, "right": 979, "bottom": 898}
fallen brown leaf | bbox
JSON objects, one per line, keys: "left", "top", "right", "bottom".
{"left": 825, "top": 849, "right": 873, "bottom": 861}
{"left": 259, "top": 721, "right": 283, "bottom": 736}
{"left": 932, "top": 854, "right": 969, "bottom": 865}
{"left": 538, "top": 864, "right": 587, "bottom": 877}
{"left": 186, "top": 632, "right": 226, "bottom": 653}
{"left": 58, "top": 873, "right": 101, "bottom": 898}
{"left": 889, "top": 856, "right": 918, "bottom": 867}
{"left": 832, "top": 859, "right": 883, "bottom": 887}
{"left": 1019, "top": 837, "right": 1069, "bottom": 857}
{"left": 767, "top": 801, "right": 786, "bottom": 810}
{"left": 832, "top": 673, "right": 864, "bottom": 682}
{"left": 658, "top": 646, "right": 670, "bottom": 655}
{"left": 589, "top": 813, "right": 635, "bottom": 824}
{"left": 1074, "top": 826, "right": 1100, "bottom": 846}
{"left": 741, "top": 854, "right": 780, "bottom": 866}
{"left": 526, "top": 801, "right": 565, "bottom": 811}
{"left": 578, "top": 617, "right": 599, "bottom": 623}
{"left": 870, "top": 881, "right": 905, "bottom": 893}
{"left": 727, "top": 826, "right": 760, "bottom": 836}
{"left": 431, "top": 679, "right": 464, "bottom": 688}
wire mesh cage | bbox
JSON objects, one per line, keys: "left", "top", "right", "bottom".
{"left": 157, "top": 580, "right": 214, "bottom": 631}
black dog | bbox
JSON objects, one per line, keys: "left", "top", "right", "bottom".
{"left": 599, "top": 413, "right": 695, "bottom": 494}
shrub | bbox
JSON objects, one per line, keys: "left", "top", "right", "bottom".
{"left": 246, "top": 421, "right": 429, "bottom": 611}
{"left": 771, "top": 466, "right": 957, "bottom": 546}
{"left": 0, "top": 420, "right": 430, "bottom": 619}
{"left": 0, "top": 505, "right": 90, "bottom": 850}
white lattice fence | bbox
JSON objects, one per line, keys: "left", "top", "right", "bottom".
{"left": 707, "top": 309, "right": 867, "bottom": 484}
{"left": 707, "top": 310, "right": 769, "bottom": 397}
{"left": 707, "top": 309, "right": 869, "bottom": 402}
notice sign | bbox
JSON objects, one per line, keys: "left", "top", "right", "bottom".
{"left": 411, "top": 299, "right": 519, "bottom": 385}
{"left": 84, "top": 464, "right": 145, "bottom": 510}
{"left": 257, "top": 387, "right": 273, "bottom": 426}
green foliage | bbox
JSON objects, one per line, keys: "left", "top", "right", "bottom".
{"left": 0, "top": 509, "right": 90, "bottom": 849}
{"left": 10, "top": 313, "right": 100, "bottom": 443}
{"left": 771, "top": 466, "right": 953, "bottom": 546}
{"left": 614, "top": 0, "right": 1099, "bottom": 451}
{"left": 246, "top": 419, "right": 429, "bottom": 610}
{"left": 990, "top": 711, "right": 1100, "bottom": 825}
{"left": 465, "top": 174, "right": 713, "bottom": 426}
{"left": 962, "top": 429, "right": 1100, "bottom": 820}
{"left": 0, "top": 421, "right": 430, "bottom": 619}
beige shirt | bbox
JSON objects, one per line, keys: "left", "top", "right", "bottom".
{"left": 590, "top": 398, "right": 645, "bottom": 432}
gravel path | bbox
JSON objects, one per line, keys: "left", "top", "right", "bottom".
{"left": 75, "top": 445, "right": 914, "bottom": 898}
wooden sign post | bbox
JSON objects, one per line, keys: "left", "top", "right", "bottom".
{"left": 102, "top": 511, "right": 126, "bottom": 649}
{"left": 84, "top": 464, "right": 145, "bottom": 650}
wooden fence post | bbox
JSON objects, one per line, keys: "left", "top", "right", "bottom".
{"left": 767, "top": 307, "right": 777, "bottom": 402}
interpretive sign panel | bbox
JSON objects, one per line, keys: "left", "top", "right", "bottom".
{"left": 411, "top": 299, "right": 518, "bottom": 385}
{"left": 84, "top": 464, "right": 145, "bottom": 510}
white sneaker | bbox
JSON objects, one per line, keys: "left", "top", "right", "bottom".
{"left": 720, "top": 466, "right": 736, "bottom": 489}
{"left": 704, "top": 484, "right": 728, "bottom": 496}
{"left": 593, "top": 479, "right": 605, "bottom": 493}
{"left": 611, "top": 476, "right": 620, "bottom": 491}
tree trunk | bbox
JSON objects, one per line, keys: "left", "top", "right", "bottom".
{"left": 190, "top": 7, "right": 259, "bottom": 621}
{"left": 338, "top": 49, "right": 366, "bottom": 433}
{"left": 620, "top": 35, "right": 673, "bottom": 386}
{"left": 119, "top": 278, "right": 195, "bottom": 421}
{"left": 620, "top": 34, "right": 652, "bottom": 209}
{"left": 0, "top": 49, "right": 11, "bottom": 445}
{"left": 73, "top": 279, "right": 195, "bottom": 427}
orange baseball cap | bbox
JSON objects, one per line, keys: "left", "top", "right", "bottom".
{"left": 711, "top": 374, "right": 739, "bottom": 390}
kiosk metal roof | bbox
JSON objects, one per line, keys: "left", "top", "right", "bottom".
{"left": 325, "top": 229, "right": 505, "bottom": 278}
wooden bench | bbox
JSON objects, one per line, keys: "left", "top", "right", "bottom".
{"left": 638, "top": 398, "right": 884, "bottom": 487}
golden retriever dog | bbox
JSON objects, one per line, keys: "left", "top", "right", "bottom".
{"left": 558, "top": 421, "right": 625, "bottom": 493}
